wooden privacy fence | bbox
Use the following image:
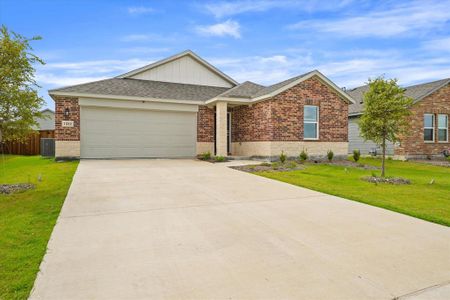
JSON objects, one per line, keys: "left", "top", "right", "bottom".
{"left": 0, "top": 130, "right": 55, "bottom": 155}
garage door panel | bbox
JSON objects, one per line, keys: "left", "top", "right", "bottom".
{"left": 81, "top": 106, "right": 197, "bottom": 158}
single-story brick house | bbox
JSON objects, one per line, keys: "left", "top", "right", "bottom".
{"left": 49, "top": 50, "right": 354, "bottom": 159}
{"left": 347, "top": 78, "right": 450, "bottom": 159}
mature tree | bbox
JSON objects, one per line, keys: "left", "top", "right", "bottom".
{"left": 359, "top": 77, "right": 413, "bottom": 177}
{"left": 0, "top": 25, "right": 45, "bottom": 144}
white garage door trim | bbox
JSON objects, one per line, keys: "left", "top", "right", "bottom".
{"left": 80, "top": 106, "right": 197, "bottom": 159}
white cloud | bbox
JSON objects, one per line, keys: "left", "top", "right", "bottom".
{"left": 423, "top": 37, "right": 450, "bottom": 52}
{"left": 209, "top": 54, "right": 312, "bottom": 84}
{"left": 36, "top": 73, "right": 109, "bottom": 87}
{"left": 195, "top": 20, "right": 241, "bottom": 38}
{"left": 42, "top": 59, "right": 150, "bottom": 74}
{"left": 289, "top": 1, "right": 450, "bottom": 37}
{"left": 127, "top": 6, "right": 155, "bottom": 15}
{"left": 203, "top": 0, "right": 354, "bottom": 18}
{"left": 117, "top": 47, "right": 171, "bottom": 54}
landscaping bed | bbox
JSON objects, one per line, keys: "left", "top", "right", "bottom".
{"left": 0, "top": 183, "right": 35, "bottom": 194}
{"left": 362, "top": 176, "right": 410, "bottom": 185}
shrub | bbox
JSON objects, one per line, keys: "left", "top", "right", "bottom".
{"left": 200, "top": 151, "right": 211, "bottom": 160}
{"left": 299, "top": 149, "right": 308, "bottom": 162}
{"left": 214, "top": 156, "right": 226, "bottom": 162}
{"left": 260, "top": 162, "right": 272, "bottom": 167}
{"left": 279, "top": 151, "right": 287, "bottom": 163}
{"left": 327, "top": 149, "right": 334, "bottom": 162}
{"left": 287, "top": 161, "right": 297, "bottom": 169}
{"left": 353, "top": 149, "right": 360, "bottom": 162}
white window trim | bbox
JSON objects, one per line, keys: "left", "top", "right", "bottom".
{"left": 424, "top": 113, "right": 435, "bottom": 143}
{"left": 304, "top": 105, "right": 319, "bottom": 140}
{"left": 437, "top": 114, "right": 448, "bottom": 143}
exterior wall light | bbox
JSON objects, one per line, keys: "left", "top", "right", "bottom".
{"left": 64, "top": 108, "right": 70, "bottom": 117}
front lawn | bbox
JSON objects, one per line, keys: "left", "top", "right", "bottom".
{"left": 256, "top": 158, "right": 450, "bottom": 226}
{"left": 0, "top": 155, "right": 78, "bottom": 300}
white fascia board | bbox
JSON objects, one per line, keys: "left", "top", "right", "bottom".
{"left": 49, "top": 91, "right": 204, "bottom": 105}
{"left": 205, "top": 97, "right": 252, "bottom": 105}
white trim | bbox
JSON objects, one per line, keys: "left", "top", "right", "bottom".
{"left": 228, "top": 111, "right": 232, "bottom": 154}
{"left": 205, "top": 71, "right": 355, "bottom": 105}
{"left": 437, "top": 114, "right": 448, "bottom": 143}
{"left": 423, "top": 113, "right": 435, "bottom": 142}
{"left": 304, "top": 105, "right": 319, "bottom": 140}
{"left": 49, "top": 91, "right": 203, "bottom": 105}
{"left": 116, "top": 50, "right": 238, "bottom": 86}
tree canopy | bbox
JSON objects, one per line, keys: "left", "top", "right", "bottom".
{"left": 359, "top": 76, "right": 413, "bottom": 176}
{"left": 0, "top": 25, "right": 45, "bottom": 143}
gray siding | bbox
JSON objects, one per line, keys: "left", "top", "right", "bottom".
{"left": 348, "top": 117, "right": 394, "bottom": 155}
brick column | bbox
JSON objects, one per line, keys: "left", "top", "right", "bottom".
{"left": 215, "top": 101, "right": 228, "bottom": 156}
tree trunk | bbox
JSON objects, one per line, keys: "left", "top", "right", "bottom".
{"left": 381, "top": 137, "right": 386, "bottom": 177}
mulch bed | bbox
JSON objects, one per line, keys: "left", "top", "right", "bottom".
{"left": 0, "top": 183, "right": 35, "bottom": 194}
{"left": 362, "top": 176, "right": 410, "bottom": 185}
{"left": 230, "top": 159, "right": 379, "bottom": 173}
{"left": 409, "top": 159, "right": 450, "bottom": 167}
{"left": 230, "top": 162, "right": 305, "bottom": 173}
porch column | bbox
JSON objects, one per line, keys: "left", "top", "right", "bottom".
{"left": 215, "top": 101, "right": 228, "bottom": 156}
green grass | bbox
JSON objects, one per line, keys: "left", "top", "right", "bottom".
{"left": 256, "top": 158, "right": 450, "bottom": 227}
{"left": 0, "top": 155, "right": 78, "bottom": 300}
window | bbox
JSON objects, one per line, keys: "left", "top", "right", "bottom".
{"left": 438, "top": 114, "right": 448, "bottom": 142}
{"left": 423, "top": 114, "right": 434, "bottom": 142}
{"left": 304, "top": 105, "right": 319, "bottom": 139}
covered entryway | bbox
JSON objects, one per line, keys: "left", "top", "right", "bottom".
{"left": 80, "top": 106, "right": 197, "bottom": 158}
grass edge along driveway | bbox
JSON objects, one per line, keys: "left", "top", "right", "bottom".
{"left": 256, "top": 158, "right": 450, "bottom": 227}
{"left": 0, "top": 155, "right": 78, "bottom": 300}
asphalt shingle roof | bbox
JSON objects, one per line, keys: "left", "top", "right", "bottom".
{"left": 49, "top": 78, "right": 230, "bottom": 102}
{"left": 218, "top": 81, "right": 265, "bottom": 98}
{"left": 348, "top": 78, "right": 450, "bottom": 115}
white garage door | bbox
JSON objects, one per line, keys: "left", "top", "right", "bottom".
{"left": 80, "top": 106, "right": 197, "bottom": 158}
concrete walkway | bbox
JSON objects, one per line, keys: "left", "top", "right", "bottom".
{"left": 30, "top": 160, "right": 450, "bottom": 299}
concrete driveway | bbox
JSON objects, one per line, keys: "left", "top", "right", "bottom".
{"left": 31, "top": 159, "right": 450, "bottom": 299}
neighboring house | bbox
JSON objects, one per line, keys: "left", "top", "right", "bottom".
{"left": 347, "top": 78, "right": 450, "bottom": 159}
{"left": 49, "top": 50, "right": 354, "bottom": 159}
{"left": 1, "top": 109, "right": 55, "bottom": 155}
{"left": 35, "top": 108, "right": 55, "bottom": 137}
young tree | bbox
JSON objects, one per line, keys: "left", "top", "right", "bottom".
{"left": 359, "top": 77, "right": 413, "bottom": 177}
{"left": 0, "top": 25, "right": 45, "bottom": 144}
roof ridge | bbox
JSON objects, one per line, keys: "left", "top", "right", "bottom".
{"left": 404, "top": 77, "right": 450, "bottom": 89}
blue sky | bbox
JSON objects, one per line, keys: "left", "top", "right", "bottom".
{"left": 1, "top": 0, "right": 450, "bottom": 109}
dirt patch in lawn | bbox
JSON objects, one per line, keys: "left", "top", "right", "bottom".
{"left": 0, "top": 183, "right": 35, "bottom": 194}
{"left": 362, "top": 176, "right": 411, "bottom": 185}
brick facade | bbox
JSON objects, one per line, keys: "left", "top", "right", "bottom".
{"left": 231, "top": 77, "right": 348, "bottom": 142}
{"left": 54, "top": 96, "right": 80, "bottom": 141}
{"left": 395, "top": 83, "right": 450, "bottom": 157}
{"left": 197, "top": 106, "right": 215, "bottom": 142}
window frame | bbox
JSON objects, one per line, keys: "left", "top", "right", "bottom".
{"left": 303, "top": 105, "right": 319, "bottom": 140}
{"left": 423, "top": 113, "right": 435, "bottom": 143}
{"left": 437, "top": 114, "right": 448, "bottom": 143}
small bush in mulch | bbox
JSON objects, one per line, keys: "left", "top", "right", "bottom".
{"left": 197, "top": 153, "right": 230, "bottom": 163}
{"left": 362, "top": 176, "right": 410, "bottom": 185}
{"left": 0, "top": 183, "right": 35, "bottom": 194}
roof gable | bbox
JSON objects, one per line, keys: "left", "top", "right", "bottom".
{"left": 117, "top": 50, "right": 237, "bottom": 88}
{"left": 348, "top": 78, "right": 450, "bottom": 115}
